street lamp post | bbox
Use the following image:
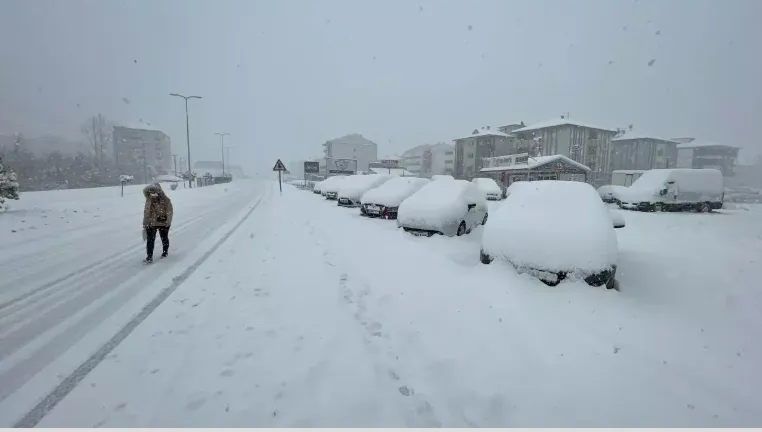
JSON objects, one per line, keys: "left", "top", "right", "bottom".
{"left": 169, "top": 93, "right": 202, "bottom": 188}
{"left": 214, "top": 132, "right": 230, "bottom": 177}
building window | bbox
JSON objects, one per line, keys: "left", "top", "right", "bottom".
{"left": 467, "top": 153, "right": 474, "bottom": 159}
{"left": 445, "top": 151, "right": 454, "bottom": 155}
{"left": 657, "top": 148, "right": 664, "bottom": 157}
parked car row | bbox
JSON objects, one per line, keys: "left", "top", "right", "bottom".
{"left": 301, "top": 175, "right": 626, "bottom": 290}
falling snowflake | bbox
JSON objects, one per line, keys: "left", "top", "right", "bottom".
{"left": 122, "top": 97, "right": 130, "bottom": 104}
{"left": 467, "top": 24, "right": 473, "bottom": 31}
{"left": 648, "top": 59, "right": 656, "bottom": 67}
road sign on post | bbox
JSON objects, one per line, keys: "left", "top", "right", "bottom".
{"left": 304, "top": 161, "right": 319, "bottom": 188}
{"left": 273, "top": 159, "right": 287, "bottom": 195}
{"left": 304, "top": 161, "right": 319, "bottom": 174}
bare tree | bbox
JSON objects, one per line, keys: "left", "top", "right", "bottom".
{"left": 81, "top": 114, "right": 113, "bottom": 170}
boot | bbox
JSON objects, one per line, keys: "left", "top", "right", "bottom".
{"left": 144, "top": 256, "right": 153, "bottom": 264}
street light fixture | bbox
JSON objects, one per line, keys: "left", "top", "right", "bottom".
{"left": 169, "top": 93, "right": 202, "bottom": 187}
{"left": 214, "top": 132, "right": 230, "bottom": 177}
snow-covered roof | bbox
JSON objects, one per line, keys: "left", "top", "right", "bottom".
{"left": 511, "top": 119, "right": 617, "bottom": 134}
{"left": 326, "top": 133, "right": 378, "bottom": 147}
{"left": 453, "top": 129, "right": 514, "bottom": 141}
{"left": 369, "top": 167, "right": 415, "bottom": 176}
{"left": 677, "top": 141, "right": 738, "bottom": 149}
{"left": 480, "top": 155, "right": 591, "bottom": 173}
{"left": 612, "top": 134, "right": 680, "bottom": 144}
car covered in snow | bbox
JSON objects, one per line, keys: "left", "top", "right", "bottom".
{"left": 471, "top": 177, "right": 503, "bottom": 200}
{"left": 312, "top": 180, "right": 324, "bottom": 194}
{"left": 397, "top": 179, "right": 488, "bottom": 237}
{"left": 597, "top": 184, "right": 628, "bottom": 204}
{"left": 480, "top": 180, "right": 623, "bottom": 289}
{"left": 618, "top": 168, "right": 724, "bottom": 212}
{"left": 320, "top": 175, "right": 348, "bottom": 200}
{"left": 504, "top": 181, "right": 530, "bottom": 198}
{"left": 360, "top": 176, "right": 431, "bottom": 219}
{"left": 431, "top": 174, "right": 455, "bottom": 182}
{"left": 337, "top": 174, "right": 393, "bottom": 207}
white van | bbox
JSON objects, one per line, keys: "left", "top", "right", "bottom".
{"left": 611, "top": 170, "right": 646, "bottom": 187}
{"left": 619, "top": 169, "right": 724, "bottom": 213}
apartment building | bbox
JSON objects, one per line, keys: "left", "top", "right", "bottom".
{"left": 321, "top": 133, "right": 378, "bottom": 174}
{"left": 113, "top": 126, "right": 171, "bottom": 183}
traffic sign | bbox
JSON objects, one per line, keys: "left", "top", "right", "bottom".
{"left": 272, "top": 159, "right": 287, "bottom": 171}
{"left": 304, "top": 161, "right": 319, "bottom": 174}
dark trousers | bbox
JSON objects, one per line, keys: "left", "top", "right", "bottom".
{"left": 146, "top": 226, "right": 170, "bottom": 258}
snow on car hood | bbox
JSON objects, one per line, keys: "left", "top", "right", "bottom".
{"left": 320, "top": 176, "right": 348, "bottom": 193}
{"left": 482, "top": 181, "right": 618, "bottom": 273}
{"left": 472, "top": 177, "right": 502, "bottom": 194}
{"left": 361, "top": 177, "right": 431, "bottom": 207}
{"left": 398, "top": 180, "right": 476, "bottom": 228}
{"left": 338, "top": 175, "right": 392, "bottom": 200}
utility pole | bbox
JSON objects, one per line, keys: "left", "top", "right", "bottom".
{"left": 171, "top": 154, "right": 179, "bottom": 176}
{"left": 142, "top": 142, "right": 149, "bottom": 184}
{"left": 214, "top": 132, "right": 230, "bottom": 176}
{"left": 170, "top": 93, "right": 202, "bottom": 188}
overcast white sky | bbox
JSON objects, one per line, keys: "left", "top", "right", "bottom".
{"left": 1, "top": 0, "right": 760, "bottom": 172}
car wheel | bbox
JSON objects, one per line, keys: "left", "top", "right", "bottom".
{"left": 700, "top": 202, "right": 712, "bottom": 213}
{"left": 654, "top": 203, "right": 663, "bottom": 212}
{"left": 456, "top": 221, "right": 467, "bottom": 236}
{"left": 480, "top": 250, "right": 492, "bottom": 264}
{"left": 482, "top": 213, "right": 488, "bottom": 225}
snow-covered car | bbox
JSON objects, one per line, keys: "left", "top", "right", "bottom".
{"left": 471, "top": 177, "right": 503, "bottom": 200}
{"left": 480, "top": 180, "right": 623, "bottom": 289}
{"left": 320, "top": 175, "right": 348, "bottom": 200}
{"left": 597, "top": 184, "right": 628, "bottom": 204}
{"left": 337, "top": 174, "right": 393, "bottom": 207}
{"left": 431, "top": 174, "right": 455, "bottom": 182}
{"left": 360, "top": 176, "right": 431, "bottom": 219}
{"left": 397, "top": 179, "right": 488, "bottom": 237}
{"left": 618, "top": 168, "right": 724, "bottom": 213}
{"left": 312, "top": 180, "right": 324, "bottom": 194}
{"left": 504, "top": 181, "right": 530, "bottom": 198}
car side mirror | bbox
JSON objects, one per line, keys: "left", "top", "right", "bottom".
{"left": 467, "top": 204, "right": 476, "bottom": 211}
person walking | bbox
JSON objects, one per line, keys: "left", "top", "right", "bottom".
{"left": 142, "top": 183, "right": 173, "bottom": 263}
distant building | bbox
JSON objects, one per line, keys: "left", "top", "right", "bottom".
{"left": 322, "top": 133, "right": 378, "bottom": 174}
{"left": 609, "top": 133, "right": 680, "bottom": 173}
{"left": 453, "top": 127, "right": 516, "bottom": 179}
{"left": 675, "top": 138, "right": 740, "bottom": 176}
{"left": 113, "top": 126, "right": 171, "bottom": 183}
{"left": 509, "top": 118, "right": 618, "bottom": 185}
{"left": 399, "top": 143, "right": 455, "bottom": 177}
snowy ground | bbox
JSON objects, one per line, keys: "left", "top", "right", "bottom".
{"left": 3, "top": 181, "right": 762, "bottom": 427}
{"left": 0, "top": 180, "right": 264, "bottom": 425}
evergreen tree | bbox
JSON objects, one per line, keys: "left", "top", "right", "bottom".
{"left": 0, "top": 154, "right": 21, "bottom": 212}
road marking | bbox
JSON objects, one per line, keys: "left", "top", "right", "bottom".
{"left": 13, "top": 192, "right": 266, "bottom": 427}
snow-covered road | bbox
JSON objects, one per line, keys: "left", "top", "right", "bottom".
{"left": 13, "top": 181, "right": 760, "bottom": 427}
{"left": 0, "top": 180, "right": 264, "bottom": 424}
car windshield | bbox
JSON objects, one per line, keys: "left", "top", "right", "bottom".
{"left": 0, "top": 0, "right": 759, "bottom": 428}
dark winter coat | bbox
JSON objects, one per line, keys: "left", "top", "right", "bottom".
{"left": 143, "top": 183, "right": 173, "bottom": 228}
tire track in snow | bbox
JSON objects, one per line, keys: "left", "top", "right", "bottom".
{"left": 12, "top": 191, "right": 266, "bottom": 428}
